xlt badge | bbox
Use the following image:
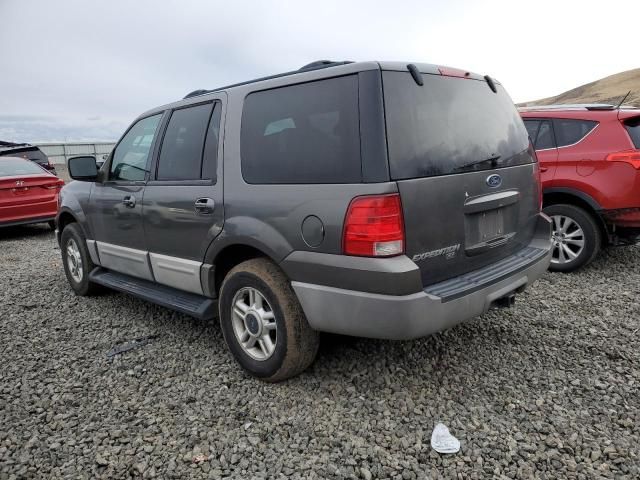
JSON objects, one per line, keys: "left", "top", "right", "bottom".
{"left": 412, "top": 244, "right": 461, "bottom": 262}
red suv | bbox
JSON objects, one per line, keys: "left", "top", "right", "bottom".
{"left": 520, "top": 104, "right": 640, "bottom": 271}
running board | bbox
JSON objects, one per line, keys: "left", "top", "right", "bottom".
{"left": 89, "top": 268, "right": 217, "bottom": 320}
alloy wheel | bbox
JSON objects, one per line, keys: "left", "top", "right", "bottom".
{"left": 550, "top": 215, "right": 585, "bottom": 265}
{"left": 66, "top": 238, "right": 83, "bottom": 283}
{"left": 231, "top": 287, "right": 277, "bottom": 361}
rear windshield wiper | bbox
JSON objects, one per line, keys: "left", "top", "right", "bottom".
{"left": 452, "top": 155, "right": 501, "bottom": 173}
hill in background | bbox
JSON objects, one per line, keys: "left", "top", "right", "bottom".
{"left": 519, "top": 68, "right": 640, "bottom": 107}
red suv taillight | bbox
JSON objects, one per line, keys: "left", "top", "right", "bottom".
{"left": 534, "top": 163, "right": 543, "bottom": 210}
{"left": 343, "top": 193, "right": 405, "bottom": 257}
{"left": 605, "top": 150, "right": 640, "bottom": 169}
{"left": 530, "top": 141, "right": 543, "bottom": 210}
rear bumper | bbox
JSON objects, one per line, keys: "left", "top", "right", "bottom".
{"left": 292, "top": 216, "right": 552, "bottom": 340}
{"left": 601, "top": 207, "right": 640, "bottom": 228}
{"left": 0, "top": 197, "right": 58, "bottom": 228}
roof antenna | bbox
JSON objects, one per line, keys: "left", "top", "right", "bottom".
{"left": 616, "top": 90, "right": 631, "bottom": 109}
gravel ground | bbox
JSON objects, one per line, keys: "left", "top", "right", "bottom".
{"left": 1, "top": 226, "right": 638, "bottom": 479}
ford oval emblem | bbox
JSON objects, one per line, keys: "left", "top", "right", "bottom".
{"left": 486, "top": 174, "right": 502, "bottom": 188}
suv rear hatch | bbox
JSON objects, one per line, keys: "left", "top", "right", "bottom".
{"left": 382, "top": 67, "right": 541, "bottom": 287}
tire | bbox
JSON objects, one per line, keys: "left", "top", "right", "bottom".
{"left": 543, "top": 203, "right": 601, "bottom": 272}
{"left": 60, "top": 223, "right": 100, "bottom": 296}
{"left": 219, "top": 258, "right": 319, "bottom": 382}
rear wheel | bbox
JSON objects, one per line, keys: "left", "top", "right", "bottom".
{"left": 219, "top": 258, "right": 319, "bottom": 382}
{"left": 60, "top": 223, "right": 100, "bottom": 295}
{"left": 543, "top": 204, "right": 601, "bottom": 272}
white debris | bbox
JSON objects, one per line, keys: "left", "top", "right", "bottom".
{"left": 431, "top": 423, "right": 460, "bottom": 454}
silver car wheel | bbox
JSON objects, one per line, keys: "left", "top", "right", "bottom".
{"left": 66, "top": 238, "right": 83, "bottom": 283}
{"left": 550, "top": 215, "right": 585, "bottom": 265}
{"left": 231, "top": 287, "right": 277, "bottom": 361}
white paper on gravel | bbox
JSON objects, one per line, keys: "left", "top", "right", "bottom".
{"left": 430, "top": 423, "right": 461, "bottom": 454}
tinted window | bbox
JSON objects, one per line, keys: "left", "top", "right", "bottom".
{"left": 0, "top": 157, "right": 44, "bottom": 177}
{"left": 202, "top": 103, "right": 222, "bottom": 181}
{"left": 535, "top": 121, "right": 555, "bottom": 149}
{"left": 625, "top": 117, "right": 640, "bottom": 148}
{"left": 383, "top": 71, "right": 532, "bottom": 179}
{"left": 110, "top": 114, "right": 162, "bottom": 181}
{"left": 241, "top": 75, "right": 361, "bottom": 184}
{"left": 524, "top": 119, "right": 556, "bottom": 150}
{"left": 524, "top": 120, "right": 540, "bottom": 142}
{"left": 157, "top": 103, "right": 214, "bottom": 181}
{"left": 553, "top": 119, "right": 597, "bottom": 147}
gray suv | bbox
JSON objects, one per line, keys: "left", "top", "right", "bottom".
{"left": 57, "top": 60, "right": 552, "bottom": 381}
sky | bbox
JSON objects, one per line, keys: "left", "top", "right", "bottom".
{"left": 1, "top": 0, "right": 638, "bottom": 143}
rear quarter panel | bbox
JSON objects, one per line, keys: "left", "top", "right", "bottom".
{"left": 552, "top": 116, "right": 640, "bottom": 210}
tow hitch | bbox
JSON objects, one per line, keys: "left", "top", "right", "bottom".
{"left": 493, "top": 293, "right": 516, "bottom": 309}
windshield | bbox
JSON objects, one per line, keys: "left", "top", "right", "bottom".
{"left": 0, "top": 157, "right": 45, "bottom": 177}
{"left": 383, "top": 71, "right": 532, "bottom": 179}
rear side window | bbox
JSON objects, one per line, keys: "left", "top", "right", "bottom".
{"left": 383, "top": 71, "right": 532, "bottom": 179}
{"left": 536, "top": 121, "right": 555, "bottom": 149}
{"left": 241, "top": 75, "right": 361, "bottom": 184}
{"left": 524, "top": 119, "right": 555, "bottom": 150}
{"left": 624, "top": 117, "right": 640, "bottom": 148}
{"left": 553, "top": 119, "right": 597, "bottom": 147}
{"left": 524, "top": 120, "right": 540, "bottom": 142}
{"left": 157, "top": 102, "right": 219, "bottom": 181}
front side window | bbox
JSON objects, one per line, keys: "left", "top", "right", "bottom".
{"left": 157, "top": 103, "right": 217, "bottom": 181}
{"left": 553, "top": 119, "right": 597, "bottom": 147}
{"left": 110, "top": 114, "right": 162, "bottom": 181}
{"left": 241, "top": 75, "right": 361, "bottom": 184}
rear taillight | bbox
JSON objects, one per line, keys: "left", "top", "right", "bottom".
{"left": 343, "top": 194, "right": 405, "bottom": 257}
{"left": 529, "top": 141, "right": 543, "bottom": 210}
{"left": 605, "top": 150, "right": 640, "bottom": 169}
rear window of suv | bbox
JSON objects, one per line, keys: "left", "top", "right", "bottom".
{"left": 241, "top": 75, "right": 361, "bottom": 184}
{"left": 382, "top": 71, "right": 531, "bottom": 179}
{"left": 624, "top": 117, "right": 640, "bottom": 148}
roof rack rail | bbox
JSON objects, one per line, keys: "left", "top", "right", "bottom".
{"left": 182, "top": 60, "right": 353, "bottom": 99}
{"left": 184, "top": 89, "right": 210, "bottom": 99}
{"left": 518, "top": 103, "right": 617, "bottom": 112}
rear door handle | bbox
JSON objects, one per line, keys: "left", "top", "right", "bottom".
{"left": 540, "top": 166, "right": 549, "bottom": 172}
{"left": 123, "top": 195, "right": 136, "bottom": 208}
{"left": 195, "top": 197, "right": 215, "bottom": 214}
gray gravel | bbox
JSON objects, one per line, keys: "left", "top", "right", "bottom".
{"left": 1, "top": 226, "right": 638, "bottom": 479}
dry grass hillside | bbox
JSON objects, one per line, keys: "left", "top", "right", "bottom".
{"left": 520, "top": 68, "right": 640, "bottom": 107}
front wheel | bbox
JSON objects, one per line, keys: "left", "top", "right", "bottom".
{"left": 219, "top": 258, "right": 319, "bottom": 382}
{"left": 60, "top": 223, "right": 100, "bottom": 295}
{"left": 544, "top": 204, "right": 601, "bottom": 272}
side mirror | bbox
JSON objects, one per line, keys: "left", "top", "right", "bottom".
{"left": 68, "top": 156, "right": 98, "bottom": 181}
